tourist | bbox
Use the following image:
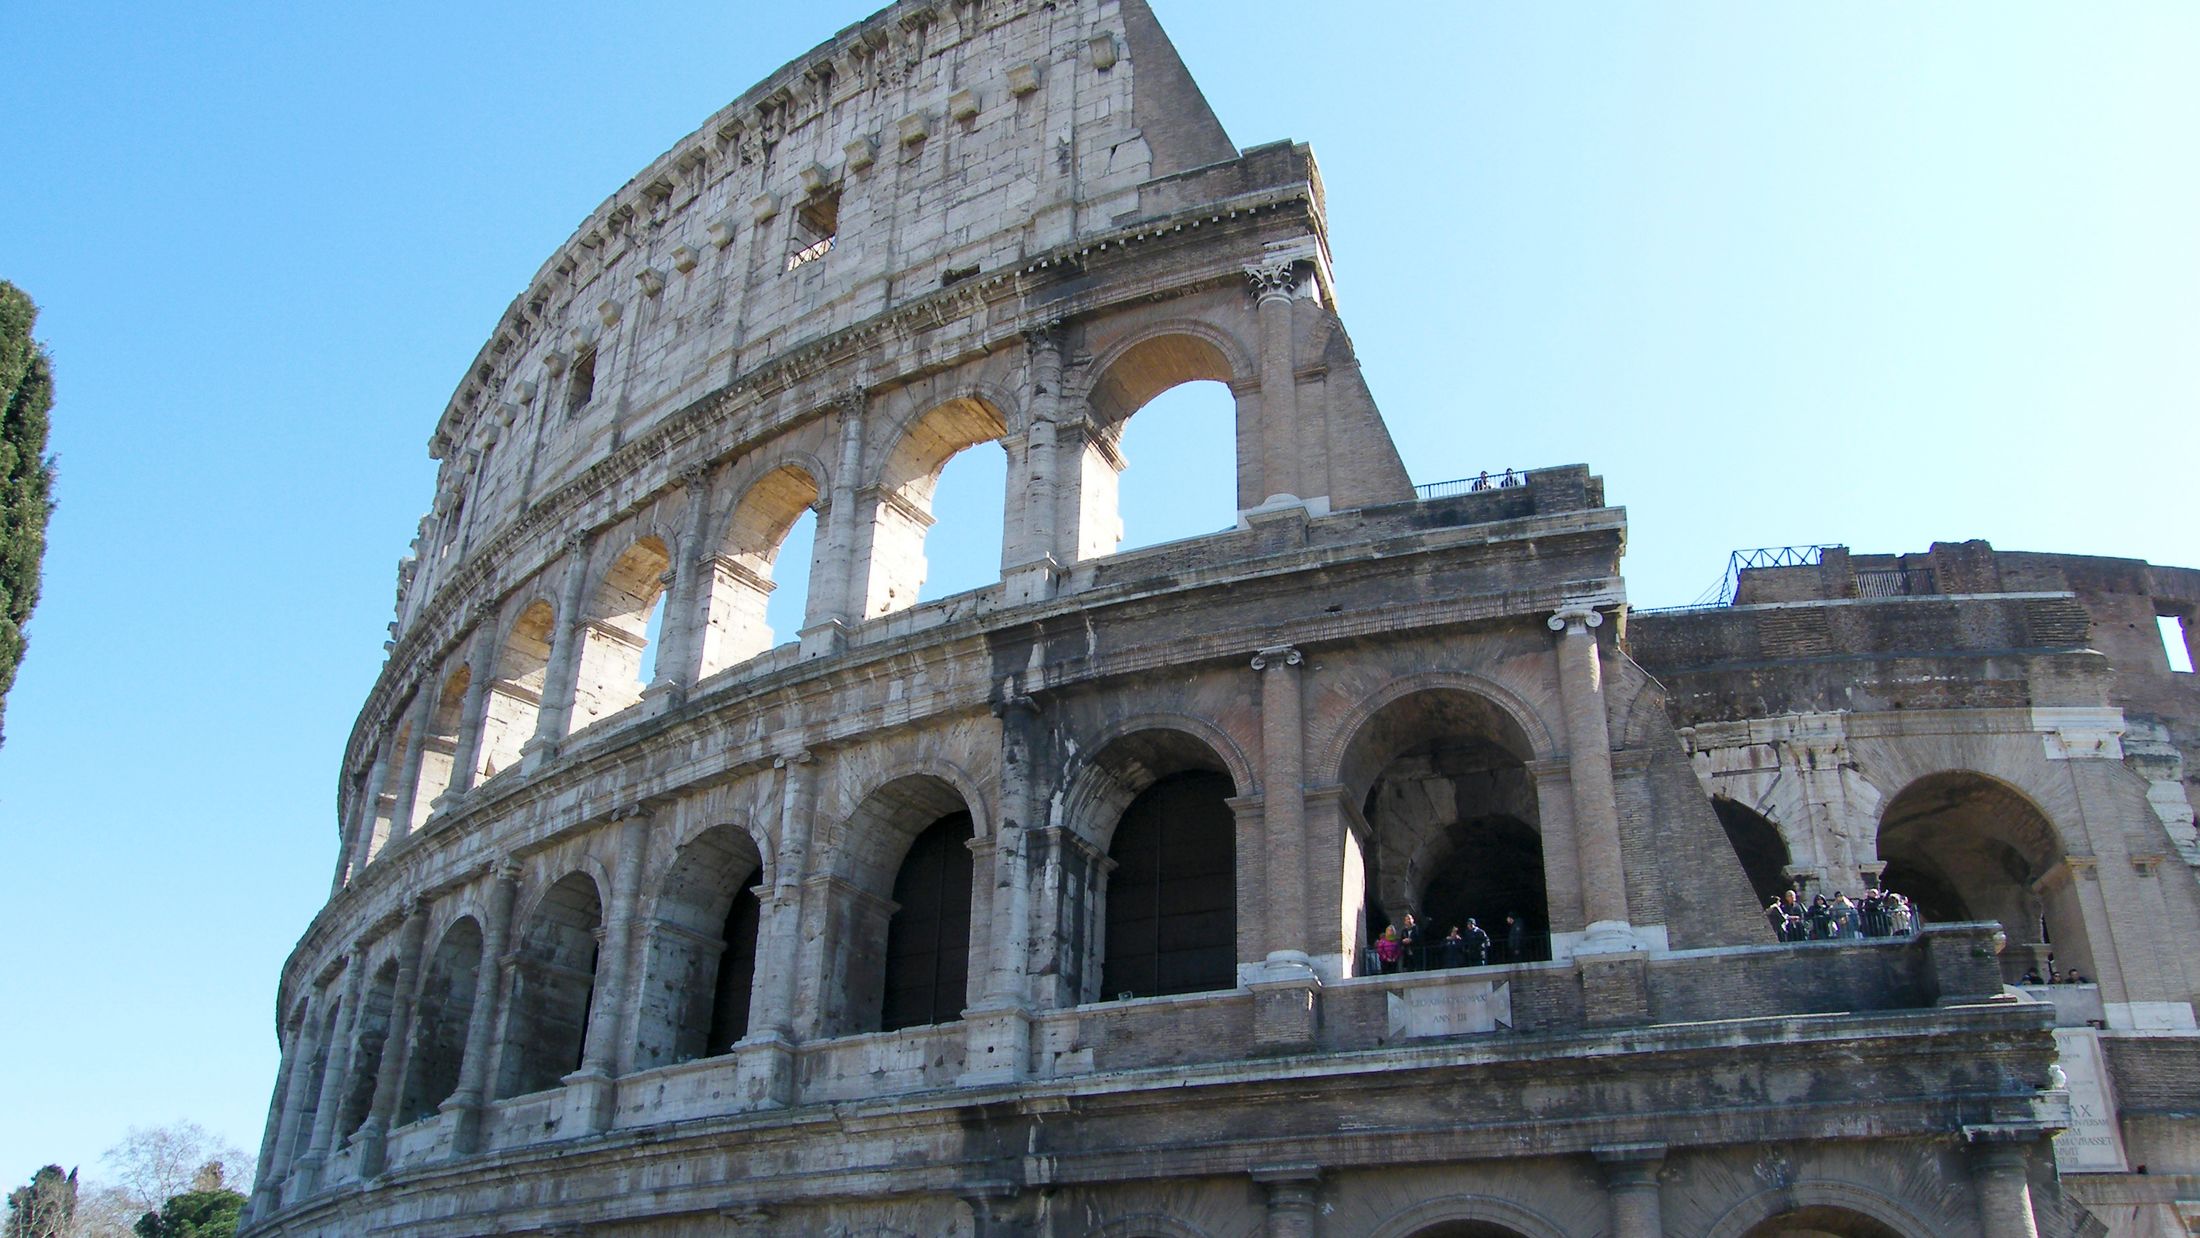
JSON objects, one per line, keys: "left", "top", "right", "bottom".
{"left": 1376, "top": 924, "right": 1402, "bottom": 974}
{"left": 1505, "top": 914, "right": 1525, "bottom": 962}
{"left": 1399, "top": 913, "right": 1422, "bottom": 971}
{"left": 1439, "top": 927, "right": 1466, "bottom": 969}
{"left": 1463, "top": 918, "right": 1492, "bottom": 966}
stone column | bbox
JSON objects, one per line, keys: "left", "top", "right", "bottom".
{"left": 802, "top": 391, "right": 866, "bottom": 655}
{"left": 739, "top": 753, "right": 812, "bottom": 1107}
{"left": 346, "top": 751, "right": 392, "bottom": 882}
{"left": 387, "top": 689, "right": 434, "bottom": 842}
{"left": 247, "top": 1017, "right": 303, "bottom": 1218}
{"left": 656, "top": 467, "right": 716, "bottom": 694}
{"left": 265, "top": 990, "right": 325, "bottom": 1193}
{"left": 444, "top": 862, "right": 519, "bottom": 1156}
{"left": 1003, "top": 323, "right": 1064, "bottom": 603}
{"left": 1596, "top": 1145, "right": 1665, "bottom": 1238}
{"left": 1547, "top": 605, "right": 1635, "bottom": 951}
{"left": 442, "top": 628, "right": 498, "bottom": 801}
{"left": 295, "top": 955, "right": 366, "bottom": 1191}
{"left": 567, "top": 811, "right": 652, "bottom": 1132}
{"left": 1966, "top": 1132, "right": 2042, "bottom": 1238}
{"left": 965, "top": 697, "right": 1040, "bottom": 1084}
{"left": 523, "top": 534, "right": 596, "bottom": 768}
{"left": 1253, "top": 645, "right": 1311, "bottom": 969}
{"left": 1246, "top": 262, "right": 1302, "bottom": 506}
{"left": 1252, "top": 1165, "right": 1321, "bottom": 1238}
{"left": 354, "top": 901, "right": 429, "bottom": 1178}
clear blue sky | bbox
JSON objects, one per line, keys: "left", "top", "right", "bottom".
{"left": 3, "top": 0, "right": 2195, "bottom": 1187}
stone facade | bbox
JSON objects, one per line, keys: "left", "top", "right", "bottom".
{"left": 243, "top": 2, "right": 2200, "bottom": 1234}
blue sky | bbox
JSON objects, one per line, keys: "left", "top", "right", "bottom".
{"left": 2, "top": 0, "right": 2195, "bottom": 1186}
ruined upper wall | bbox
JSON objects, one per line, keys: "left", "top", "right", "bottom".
{"left": 400, "top": 0, "right": 1238, "bottom": 627}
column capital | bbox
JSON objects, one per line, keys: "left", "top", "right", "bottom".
{"left": 677, "top": 462, "right": 712, "bottom": 495}
{"left": 1547, "top": 605, "right": 1606, "bottom": 634}
{"left": 773, "top": 749, "right": 814, "bottom": 770}
{"left": 1244, "top": 259, "right": 1303, "bottom": 304}
{"left": 1251, "top": 644, "right": 1303, "bottom": 672}
{"left": 1021, "top": 318, "right": 1065, "bottom": 351}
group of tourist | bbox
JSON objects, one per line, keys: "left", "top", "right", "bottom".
{"left": 2017, "top": 966, "right": 2090, "bottom": 985}
{"left": 1372, "top": 913, "right": 1533, "bottom": 973}
{"left": 1764, "top": 887, "right": 1914, "bottom": 942}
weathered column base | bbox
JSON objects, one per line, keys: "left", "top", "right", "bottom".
{"left": 1577, "top": 951, "right": 1652, "bottom": 1027}
{"left": 440, "top": 1091, "right": 486, "bottom": 1156}
{"left": 1000, "top": 557, "right": 1063, "bottom": 607}
{"left": 959, "top": 1005, "right": 1034, "bottom": 1086}
{"left": 734, "top": 1033, "right": 798, "bottom": 1109}
{"left": 639, "top": 676, "right": 684, "bottom": 717}
{"left": 353, "top": 1119, "right": 390, "bottom": 1179}
{"left": 285, "top": 1153, "right": 324, "bottom": 1202}
{"left": 1246, "top": 952, "right": 1322, "bottom": 1055}
{"left": 798, "top": 619, "right": 850, "bottom": 660}
{"left": 1554, "top": 920, "right": 1666, "bottom": 961}
{"left": 518, "top": 735, "right": 558, "bottom": 774}
{"left": 562, "top": 1067, "right": 617, "bottom": 1135}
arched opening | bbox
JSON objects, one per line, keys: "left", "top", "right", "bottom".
{"left": 1739, "top": 1206, "right": 1909, "bottom": 1238}
{"left": 1878, "top": 772, "right": 2089, "bottom": 983}
{"left": 634, "top": 824, "right": 765, "bottom": 1069}
{"left": 1101, "top": 770, "right": 1238, "bottom": 1000}
{"left": 1084, "top": 331, "right": 1245, "bottom": 562}
{"left": 478, "top": 600, "right": 554, "bottom": 782}
{"left": 865, "top": 397, "right": 1008, "bottom": 617}
{"left": 701, "top": 467, "right": 820, "bottom": 675}
{"left": 1110, "top": 379, "right": 1239, "bottom": 555}
{"left": 333, "top": 960, "right": 399, "bottom": 1141}
{"left": 494, "top": 873, "right": 602, "bottom": 1099}
{"left": 1406, "top": 1226, "right": 1537, "bottom": 1238}
{"left": 397, "top": 917, "right": 481, "bottom": 1126}
{"left": 1338, "top": 690, "right": 1549, "bottom": 973}
{"left": 360, "top": 729, "right": 402, "bottom": 866}
{"left": 408, "top": 668, "right": 470, "bottom": 823}
{"left": 881, "top": 812, "right": 976, "bottom": 1031}
{"left": 1713, "top": 796, "right": 1796, "bottom": 907}
{"left": 570, "top": 538, "right": 671, "bottom": 732}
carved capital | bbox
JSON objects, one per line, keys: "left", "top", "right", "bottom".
{"left": 1547, "top": 605, "right": 1605, "bottom": 635}
{"left": 1251, "top": 644, "right": 1303, "bottom": 672}
{"left": 773, "top": 750, "right": 814, "bottom": 770}
{"left": 1244, "top": 259, "right": 1301, "bottom": 303}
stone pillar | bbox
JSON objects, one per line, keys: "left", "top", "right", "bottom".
{"left": 387, "top": 689, "right": 434, "bottom": 842}
{"left": 965, "top": 697, "right": 1040, "bottom": 1084}
{"left": 739, "top": 753, "right": 812, "bottom": 1108}
{"left": 443, "top": 861, "right": 518, "bottom": 1156}
{"left": 1596, "top": 1145, "right": 1665, "bottom": 1238}
{"left": 442, "top": 628, "right": 498, "bottom": 801}
{"left": 567, "top": 811, "right": 652, "bottom": 1132}
{"left": 1966, "top": 1132, "right": 2042, "bottom": 1238}
{"left": 354, "top": 901, "right": 429, "bottom": 1179}
{"left": 802, "top": 391, "right": 866, "bottom": 655}
{"left": 523, "top": 534, "right": 596, "bottom": 768}
{"left": 347, "top": 751, "right": 391, "bottom": 882}
{"left": 247, "top": 1017, "right": 303, "bottom": 1218}
{"left": 1003, "top": 322, "right": 1065, "bottom": 603}
{"left": 656, "top": 467, "right": 716, "bottom": 694}
{"left": 1245, "top": 262, "right": 1302, "bottom": 506}
{"left": 1252, "top": 1165, "right": 1321, "bottom": 1238}
{"left": 295, "top": 955, "right": 366, "bottom": 1191}
{"left": 1253, "top": 645, "right": 1311, "bottom": 970}
{"left": 1547, "top": 605, "right": 1635, "bottom": 952}
{"left": 265, "top": 989, "right": 326, "bottom": 1193}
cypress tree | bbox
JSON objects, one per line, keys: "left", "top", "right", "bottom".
{"left": 0, "top": 280, "right": 56, "bottom": 748}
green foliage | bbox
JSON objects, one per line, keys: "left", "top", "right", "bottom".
{"left": 130, "top": 1189, "right": 243, "bottom": 1238}
{"left": 0, "top": 280, "right": 57, "bottom": 748}
{"left": 4, "top": 1164, "right": 77, "bottom": 1238}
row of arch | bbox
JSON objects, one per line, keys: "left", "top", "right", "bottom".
{"left": 344, "top": 322, "right": 1262, "bottom": 884}
{"left": 1714, "top": 771, "right": 2099, "bottom": 982}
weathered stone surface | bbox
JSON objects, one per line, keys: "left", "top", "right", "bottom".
{"left": 246, "top": 3, "right": 2200, "bottom": 1236}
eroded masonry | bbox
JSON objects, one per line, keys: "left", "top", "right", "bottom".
{"left": 242, "top": 2, "right": 2200, "bottom": 1234}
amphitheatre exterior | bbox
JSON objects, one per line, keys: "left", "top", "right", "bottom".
{"left": 242, "top": 2, "right": 2200, "bottom": 1235}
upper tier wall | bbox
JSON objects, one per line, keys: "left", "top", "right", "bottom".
{"left": 398, "top": 0, "right": 1235, "bottom": 636}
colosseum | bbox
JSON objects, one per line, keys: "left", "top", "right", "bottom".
{"left": 241, "top": 2, "right": 2200, "bottom": 1234}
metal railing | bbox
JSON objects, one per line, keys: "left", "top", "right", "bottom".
{"left": 785, "top": 234, "right": 835, "bottom": 272}
{"left": 1415, "top": 469, "right": 1530, "bottom": 501}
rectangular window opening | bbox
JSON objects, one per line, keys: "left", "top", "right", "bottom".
{"left": 2160, "top": 614, "right": 2195, "bottom": 673}
{"left": 566, "top": 346, "right": 597, "bottom": 415}
{"left": 786, "top": 191, "right": 840, "bottom": 272}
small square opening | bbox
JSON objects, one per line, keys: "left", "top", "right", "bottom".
{"left": 787, "top": 191, "right": 840, "bottom": 271}
{"left": 566, "top": 346, "right": 597, "bottom": 414}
